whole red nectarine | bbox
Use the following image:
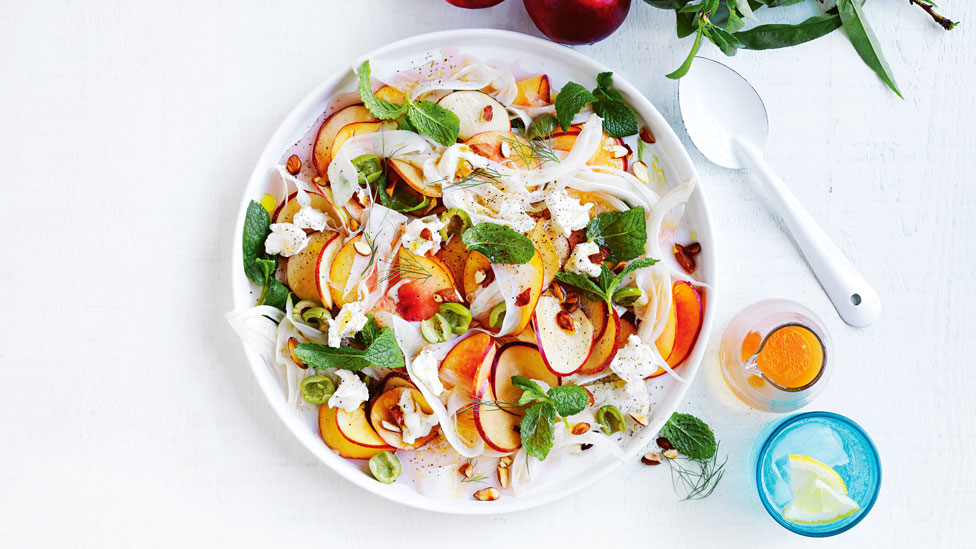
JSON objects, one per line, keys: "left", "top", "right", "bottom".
{"left": 523, "top": 0, "right": 631, "bottom": 45}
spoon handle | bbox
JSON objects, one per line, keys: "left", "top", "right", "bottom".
{"left": 733, "top": 137, "right": 882, "bottom": 327}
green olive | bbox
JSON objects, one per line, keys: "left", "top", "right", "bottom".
{"left": 300, "top": 375, "right": 336, "bottom": 405}
{"left": 421, "top": 313, "right": 452, "bottom": 344}
{"left": 352, "top": 154, "right": 383, "bottom": 185}
{"left": 612, "top": 286, "right": 643, "bottom": 307}
{"left": 439, "top": 208, "right": 472, "bottom": 240}
{"left": 438, "top": 303, "right": 472, "bottom": 335}
{"left": 301, "top": 307, "right": 332, "bottom": 327}
{"left": 488, "top": 302, "right": 506, "bottom": 330}
{"left": 595, "top": 405, "right": 626, "bottom": 435}
{"left": 293, "top": 299, "right": 319, "bottom": 321}
{"left": 368, "top": 451, "right": 402, "bottom": 484}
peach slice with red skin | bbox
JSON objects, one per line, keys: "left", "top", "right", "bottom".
{"left": 313, "top": 233, "right": 343, "bottom": 309}
{"left": 435, "top": 235, "right": 469, "bottom": 294}
{"left": 551, "top": 131, "right": 628, "bottom": 171}
{"left": 648, "top": 281, "right": 704, "bottom": 377}
{"left": 464, "top": 131, "right": 538, "bottom": 170}
{"left": 490, "top": 342, "right": 560, "bottom": 415}
{"left": 438, "top": 332, "right": 496, "bottom": 392}
{"left": 533, "top": 294, "right": 594, "bottom": 376}
{"left": 328, "top": 234, "right": 377, "bottom": 308}
{"left": 273, "top": 191, "right": 343, "bottom": 228}
{"left": 369, "top": 387, "right": 440, "bottom": 450}
{"left": 473, "top": 380, "right": 523, "bottom": 453}
{"left": 330, "top": 120, "right": 397, "bottom": 163}
{"left": 513, "top": 74, "right": 551, "bottom": 107}
{"left": 319, "top": 404, "right": 394, "bottom": 460}
{"left": 312, "top": 105, "right": 376, "bottom": 175}
{"left": 578, "top": 299, "right": 621, "bottom": 375}
{"left": 286, "top": 231, "right": 339, "bottom": 302}
{"left": 391, "top": 248, "right": 459, "bottom": 322}
{"left": 389, "top": 158, "right": 442, "bottom": 197}
{"left": 654, "top": 297, "right": 678, "bottom": 360}
{"left": 437, "top": 91, "right": 510, "bottom": 141}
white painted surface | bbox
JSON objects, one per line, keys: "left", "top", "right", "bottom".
{"left": 0, "top": 0, "right": 973, "bottom": 547}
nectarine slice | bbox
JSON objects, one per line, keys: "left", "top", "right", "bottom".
{"left": 578, "top": 299, "right": 621, "bottom": 375}
{"left": 319, "top": 404, "right": 393, "bottom": 459}
{"left": 389, "top": 158, "right": 442, "bottom": 197}
{"left": 286, "top": 231, "right": 337, "bottom": 301}
{"left": 551, "top": 132, "right": 627, "bottom": 171}
{"left": 312, "top": 105, "right": 376, "bottom": 175}
{"left": 473, "top": 383, "right": 522, "bottom": 453}
{"left": 330, "top": 120, "right": 397, "bottom": 164}
{"left": 437, "top": 91, "right": 510, "bottom": 141}
{"left": 392, "top": 248, "right": 457, "bottom": 322}
{"left": 666, "top": 281, "right": 703, "bottom": 367}
{"left": 533, "top": 295, "right": 594, "bottom": 376}
{"left": 438, "top": 332, "right": 496, "bottom": 392}
{"left": 370, "top": 387, "right": 439, "bottom": 450}
{"left": 513, "top": 74, "right": 551, "bottom": 107}
{"left": 464, "top": 131, "right": 538, "bottom": 170}
{"left": 491, "top": 342, "right": 559, "bottom": 413}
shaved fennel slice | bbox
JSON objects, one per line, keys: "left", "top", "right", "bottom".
{"left": 284, "top": 295, "right": 328, "bottom": 340}
{"left": 342, "top": 205, "right": 407, "bottom": 300}
{"left": 490, "top": 261, "right": 535, "bottom": 336}
{"left": 226, "top": 306, "right": 285, "bottom": 368}
{"left": 406, "top": 63, "right": 517, "bottom": 105}
{"left": 519, "top": 114, "right": 604, "bottom": 187}
{"left": 382, "top": 315, "right": 483, "bottom": 458}
{"left": 469, "top": 280, "right": 502, "bottom": 320}
{"left": 509, "top": 422, "right": 625, "bottom": 493}
{"left": 328, "top": 130, "right": 435, "bottom": 207}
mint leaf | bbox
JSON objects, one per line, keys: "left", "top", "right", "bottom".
{"left": 660, "top": 412, "right": 717, "bottom": 460}
{"left": 547, "top": 385, "right": 588, "bottom": 417}
{"left": 376, "top": 171, "right": 429, "bottom": 213}
{"left": 526, "top": 112, "right": 559, "bottom": 140}
{"left": 461, "top": 223, "right": 535, "bottom": 264}
{"left": 554, "top": 272, "right": 608, "bottom": 303}
{"left": 587, "top": 207, "right": 647, "bottom": 262}
{"left": 363, "top": 327, "right": 406, "bottom": 369}
{"left": 595, "top": 71, "right": 614, "bottom": 90}
{"left": 597, "top": 264, "right": 615, "bottom": 295}
{"left": 512, "top": 375, "right": 548, "bottom": 405}
{"left": 520, "top": 401, "right": 557, "bottom": 461}
{"left": 554, "top": 82, "right": 595, "bottom": 131}
{"left": 294, "top": 343, "right": 371, "bottom": 371}
{"left": 592, "top": 95, "right": 639, "bottom": 138}
{"left": 358, "top": 315, "right": 381, "bottom": 347}
{"left": 609, "top": 257, "right": 659, "bottom": 295}
{"left": 357, "top": 60, "right": 407, "bottom": 120}
{"left": 405, "top": 99, "right": 460, "bottom": 146}
{"left": 242, "top": 201, "right": 290, "bottom": 311}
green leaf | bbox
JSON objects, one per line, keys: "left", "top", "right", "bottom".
{"left": 733, "top": 14, "right": 842, "bottom": 50}
{"left": 707, "top": 26, "right": 741, "bottom": 57}
{"left": 357, "top": 60, "right": 407, "bottom": 120}
{"left": 461, "top": 223, "right": 535, "bottom": 264}
{"left": 512, "top": 375, "right": 549, "bottom": 405}
{"left": 554, "top": 82, "right": 595, "bottom": 131}
{"left": 405, "top": 99, "right": 460, "bottom": 145}
{"left": 729, "top": 0, "right": 759, "bottom": 23}
{"left": 255, "top": 257, "right": 289, "bottom": 310}
{"left": 586, "top": 207, "right": 647, "bottom": 262}
{"left": 526, "top": 112, "right": 559, "bottom": 140}
{"left": 668, "top": 25, "right": 706, "bottom": 79}
{"left": 610, "top": 257, "right": 659, "bottom": 295}
{"left": 837, "top": 0, "right": 902, "bottom": 98}
{"left": 376, "top": 171, "right": 430, "bottom": 213}
{"left": 554, "top": 272, "right": 609, "bottom": 303}
{"left": 293, "top": 343, "right": 371, "bottom": 371}
{"left": 597, "top": 264, "right": 615, "bottom": 295}
{"left": 363, "top": 327, "right": 406, "bottom": 369}
{"left": 520, "top": 402, "right": 557, "bottom": 461}
{"left": 242, "top": 201, "right": 289, "bottom": 311}
{"left": 547, "top": 385, "right": 588, "bottom": 417}
{"left": 358, "top": 315, "right": 381, "bottom": 347}
{"left": 660, "top": 412, "right": 717, "bottom": 460}
{"left": 642, "top": 0, "right": 692, "bottom": 9}
{"left": 595, "top": 71, "right": 614, "bottom": 90}
{"left": 592, "top": 96, "right": 639, "bottom": 138}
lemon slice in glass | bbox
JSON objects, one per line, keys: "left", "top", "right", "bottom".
{"left": 782, "top": 454, "right": 860, "bottom": 525}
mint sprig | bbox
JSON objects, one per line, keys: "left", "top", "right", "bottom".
{"left": 294, "top": 315, "right": 405, "bottom": 371}
{"left": 587, "top": 207, "right": 647, "bottom": 262}
{"left": 512, "top": 376, "right": 589, "bottom": 460}
{"left": 660, "top": 412, "right": 716, "bottom": 460}
{"left": 357, "top": 60, "right": 460, "bottom": 145}
{"left": 553, "top": 73, "right": 638, "bottom": 138}
{"left": 242, "top": 200, "right": 290, "bottom": 311}
{"left": 555, "top": 257, "right": 658, "bottom": 304}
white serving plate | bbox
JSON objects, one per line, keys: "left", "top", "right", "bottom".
{"left": 229, "top": 28, "right": 716, "bottom": 515}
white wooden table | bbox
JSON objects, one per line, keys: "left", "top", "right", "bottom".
{"left": 1, "top": 1, "right": 973, "bottom": 546}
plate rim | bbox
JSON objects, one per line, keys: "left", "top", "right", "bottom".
{"left": 228, "top": 28, "right": 717, "bottom": 515}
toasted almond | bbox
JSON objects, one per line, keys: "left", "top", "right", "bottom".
{"left": 641, "top": 452, "right": 662, "bottom": 466}
{"left": 355, "top": 190, "right": 368, "bottom": 207}
{"left": 555, "top": 310, "right": 575, "bottom": 332}
{"left": 632, "top": 161, "right": 649, "bottom": 184}
{"left": 420, "top": 227, "right": 433, "bottom": 240}
{"left": 498, "top": 456, "right": 513, "bottom": 469}
{"left": 473, "top": 487, "right": 499, "bottom": 501}
{"left": 656, "top": 436, "right": 673, "bottom": 451}
{"left": 613, "top": 145, "right": 629, "bottom": 158}
{"left": 639, "top": 125, "right": 656, "bottom": 144}
{"left": 482, "top": 104, "right": 494, "bottom": 122}
{"left": 629, "top": 412, "right": 649, "bottom": 427}
{"left": 551, "top": 281, "right": 565, "bottom": 301}
{"left": 499, "top": 140, "right": 512, "bottom": 158}
{"left": 664, "top": 449, "right": 679, "bottom": 459}
{"left": 458, "top": 462, "right": 474, "bottom": 479}
{"left": 684, "top": 241, "right": 702, "bottom": 255}
{"left": 571, "top": 422, "right": 591, "bottom": 436}
{"left": 380, "top": 420, "right": 401, "bottom": 433}
{"left": 349, "top": 218, "right": 360, "bottom": 231}
{"left": 286, "top": 154, "right": 302, "bottom": 175}
{"left": 496, "top": 465, "right": 510, "bottom": 489}
{"left": 354, "top": 241, "right": 372, "bottom": 256}
{"left": 474, "top": 269, "right": 487, "bottom": 284}
{"left": 287, "top": 337, "right": 307, "bottom": 369}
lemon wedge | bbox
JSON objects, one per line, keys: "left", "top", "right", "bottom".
{"left": 782, "top": 454, "right": 859, "bottom": 525}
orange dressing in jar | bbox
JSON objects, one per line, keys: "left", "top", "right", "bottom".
{"left": 753, "top": 325, "right": 825, "bottom": 390}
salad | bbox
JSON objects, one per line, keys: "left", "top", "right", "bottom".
{"left": 228, "top": 55, "right": 706, "bottom": 500}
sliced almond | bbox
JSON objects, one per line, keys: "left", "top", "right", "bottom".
{"left": 664, "top": 449, "right": 679, "bottom": 459}
{"left": 458, "top": 462, "right": 474, "bottom": 479}
{"left": 474, "top": 269, "right": 487, "bottom": 284}
{"left": 632, "top": 161, "right": 649, "bottom": 184}
{"left": 496, "top": 465, "right": 510, "bottom": 489}
{"left": 499, "top": 140, "right": 512, "bottom": 158}
{"left": 498, "top": 456, "right": 513, "bottom": 469}
{"left": 286, "top": 154, "right": 302, "bottom": 175}
{"left": 473, "top": 487, "right": 499, "bottom": 501}
{"left": 571, "top": 422, "right": 591, "bottom": 435}
{"left": 355, "top": 190, "right": 368, "bottom": 207}
{"left": 286, "top": 337, "right": 306, "bottom": 368}
{"left": 629, "top": 412, "right": 649, "bottom": 427}
{"left": 354, "top": 241, "right": 372, "bottom": 256}
{"left": 380, "top": 420, "right": 401, "bottom": 433}
{"left": 613, "top": 145, "right": 629, "bottom": 158}
{"left": 641, "top": 452, "right": 662, "bottom": 466}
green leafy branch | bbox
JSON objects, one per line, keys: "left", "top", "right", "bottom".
{"left": 358, "top": 60, "right": 460, "bottom": 145}
{"left": 293, "top": 316, "right": 406, "bottom": 371}
{"left": 513, "top": 377, "right": 589, "bottom": 461}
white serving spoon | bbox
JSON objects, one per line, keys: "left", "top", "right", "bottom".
{"left": 678, "top": 57, "right": 881, "bottom": 327}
